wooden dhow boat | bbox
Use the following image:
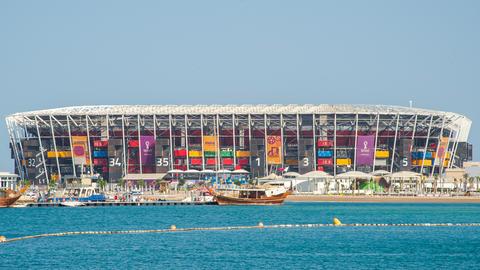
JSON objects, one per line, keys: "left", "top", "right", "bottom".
{"left": 0, "top": 186, "right": 28, "bottom": 208}
{"left": 212, "top": 185, "right": 290, "bottom": 205}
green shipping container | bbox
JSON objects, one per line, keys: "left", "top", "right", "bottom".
{"left": 220, "top": 150, "right": 233, "bottom": 157}
{"left": 204, "top": 151, "right": 216, "bottom": 157}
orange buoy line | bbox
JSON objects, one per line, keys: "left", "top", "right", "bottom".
{"left": 2, "top": 220, "right": 480, "bottom": 244}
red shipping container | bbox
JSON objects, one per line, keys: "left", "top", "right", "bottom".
{"left": 238, "top": 158, "right": 249, "bottom": 165}
{"left": 94, "top": 159, "right": 107, "bottom": 166}
{"left": 206, "top": 158, "right": 216, "bottom": 165}
{"left": 94, "top": 140, "right": 108, "bottom": 147}
{"left": 128, "top": 140, "right": 139, "bottom": 147}
{"left": 174, "top": 165, "right": 187, "bottom": 170}
{"left": 317, "top": 140, "right": 334, "bottom": 147}
{"left": 175, "top": 149, "right": 187, "bottom": 157}
{"left": 223, "top": 158, "right": 233, "bottom": 165}
{"left": 190, "top": 158, "right": 202, "bottom": 165}
{"left": 235, "top": 165, "right": 242, "bottom": 170}
{"left": 317, "top": 158, "right": 333, "bottom": 166}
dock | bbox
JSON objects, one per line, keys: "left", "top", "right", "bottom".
{"left": 25, "top": 201, "right": 216, "bottom": 207}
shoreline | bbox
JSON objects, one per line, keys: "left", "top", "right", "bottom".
{"left": 286, "top": 195, "right": 480, "bottom": 203}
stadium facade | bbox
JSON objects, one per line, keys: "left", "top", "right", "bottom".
{"left": 5, "top": 105, "right": 473, "bottom": 185}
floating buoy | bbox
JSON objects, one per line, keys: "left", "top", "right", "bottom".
{"left": 333, "top": 218, "right": 342, "bottom": 226}
{"left": 3, "top": 222, "right": 480, "bottom": 244}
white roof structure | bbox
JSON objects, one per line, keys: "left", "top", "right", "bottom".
{"left": 336, "top": 171, "right": 373, "bottom": 179}
{"left": 6, "top": 104, "right": 468, "bottom": 117}
{"left": 6, "top": 104, "right": 472, "bottom": 141}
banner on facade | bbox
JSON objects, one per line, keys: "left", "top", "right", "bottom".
{"left": 266, "top": 135, "right": 282, "bottom": 165}
{"left": 140, "top": 136, "right": 155, "bottom": 165}
{"left": 203, "top": 135, "right": 218, "bottom": 152}
{"left": 356, "top": 135, "right": 375, "bottom": 166}
{"left": 108, "top": 139, "right": 123, "bottom": 182}
{"left": 437, "top": 137, "right": 449, "bottom": 161}
{"left": 72, "top": 136, "right": 90, "bottom": 165}
{"left": 400, "top": 138, "right": 412, "bottom": 171}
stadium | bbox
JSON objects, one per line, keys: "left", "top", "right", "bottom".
{"left": 5, "top": 104, "right": 473, "bottom": 185}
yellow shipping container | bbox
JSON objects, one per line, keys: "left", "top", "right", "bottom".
{"left": 47, "top": 151, "right": 72, "bottom": 158}
{"left": 375, "top": 150, "right": 389, "bottom": 158}
{"left": 336, "top": 158, "right": 352, "bottom": 166}
{"left": 285, "top": 159, "right": 298, "bottom": 165}
{"left": 236, "top": 150, "right": 250, "bottom": 157}
{"left": 412, "top": 159, "right": 432, "bottom": 167}
{"left": 188, "top": 150, "right": 202, "bottom": 157}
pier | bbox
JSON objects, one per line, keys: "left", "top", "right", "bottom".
{"left": 25, "top": 201, "right": 216, "bottom": 207}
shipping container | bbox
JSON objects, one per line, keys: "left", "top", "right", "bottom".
{"left": 317, "top": 150, "right": 333, "bottom": 158}
{"left": 317, "top": 140, "right": 334, "bottom": 147}
{"left": 188, "top": 150, "right": 202, "bottom": 157}
{"left": 375, "top": 150, "right": 389, "bottom": 158}
{"left": 336, "top": 158, "right": 352, "bottom": 166}
{"left": 236, "top": 150, "right": 250, "bottom": 157}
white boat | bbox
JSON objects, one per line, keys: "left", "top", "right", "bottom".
{"left": 60, "top": 201, "right": 86, "bottom": 207}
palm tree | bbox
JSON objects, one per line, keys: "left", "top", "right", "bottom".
{"left": 138, "top": 180, "right": 145, "bottom": 191}
{"left": 433, "top": 175, "right": 439, "bottom": 194}
{"left": 22, "top": 179, "right": 31, "bottom": 187}
{"left": 463, "top": 173, "right": 469, "bottom": 192}
{"left": 98, "top": 178, "right": 107, "bottom": 191}
{"left": 118, "top": 178, "right": 125, "bottom": 191}
{"left": 476, "top": 176, "right": 480, "bottom": 192}
{"left": 48, "top": 179, "right": 57, "bottom": 196}
{"left": 468, "top": 177, "right": 475, "bottom": 191}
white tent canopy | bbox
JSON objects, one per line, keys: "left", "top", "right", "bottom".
{"left": 283, "top": 172, "right": 301, "bottom": 177}
{"left": 201, "top": 169, "right": 216, "bottom": 173}
{"left": 372, "top": 170, "right": 391, "bottom": 176}
{"left": 336, "top": 171, "right": 373, "bottom": 179}
{"left": 232, "top": 169, "right": 249, "bottom": 174}
{"left": 216, "top": 169, "right": 232, "bottom": 174}
{"left": 124, "top": 173, "right": 166, "bottom": 180}
{"left": 259, "top": 173, "right": 282, "bottom": 181}
{"left": 302, "top": 171, "right": 333, "bottom": 178}
{"left": 388, "top": 171, "right": 422, "bottom": 179}
{"left": 185, "top": 169, "right": 200, "bottom": 173}
{"left": 167, "top": 169, "right": 184, "bottom": 174}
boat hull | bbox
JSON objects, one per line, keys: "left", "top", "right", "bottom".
{"left": 0, "top": 194, "right": 22, "bottom": 208}
{"left": 214, "top": 193, "right": 288, "bottom": 205}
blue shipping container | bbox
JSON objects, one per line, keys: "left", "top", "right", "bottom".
{"left": 318, "top": 150, "right": 333, "bottom": 157}
{"left": 93, "top": 151, "right": 107, "bottom": 158}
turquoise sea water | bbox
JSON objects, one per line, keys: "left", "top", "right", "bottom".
{"left": 1, "top": 203, "right": 480, "bottom": 269}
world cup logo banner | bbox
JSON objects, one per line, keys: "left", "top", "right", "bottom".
{"left": 356, "top": 135, "right": 375, "bottom": 166}
{"left": 140, "top": 136, "right": 155, "bottom": 165}
{"left": 266, "top": 135, "right": 282, "bottom": 165}
{"left": 72, "top": 136, "right": 90, "bottom": 165}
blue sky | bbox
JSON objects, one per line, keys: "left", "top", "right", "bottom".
{"left": 0, "top": 0, "right": 478, "bottom": 171}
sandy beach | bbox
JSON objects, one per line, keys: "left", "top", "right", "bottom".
{"left": 286, "top": 195, "right": 480, "bottom": 203}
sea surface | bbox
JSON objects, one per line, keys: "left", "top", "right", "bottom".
{"left": 1, "top": 202, "right": 480, "bottom": 269}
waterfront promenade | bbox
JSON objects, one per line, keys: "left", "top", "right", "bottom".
{"left": 287, "top": 194, "right": 480, "bottom": 203}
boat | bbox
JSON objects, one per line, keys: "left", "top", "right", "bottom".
{"left": 60, "top": 201, "right": 86, "bottom": 207}
{"left": 212, "top": 185, "right": 290, "bottom": 205}
{"left": 47, "top": 187, "right": 106, "bottom": 203}
{"left": 0, "top": 186, "right": 28, "bottom": 208}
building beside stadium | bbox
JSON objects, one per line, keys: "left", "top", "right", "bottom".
{"left": 5, "top": 104, "right": 473, "bottom": 185}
